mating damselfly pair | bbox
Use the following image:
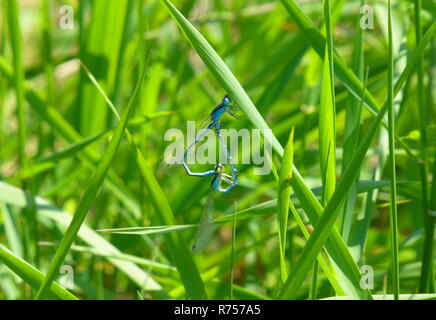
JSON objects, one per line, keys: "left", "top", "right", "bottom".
{"left": 168, "top": 95, "right": 240, "bottom": 253}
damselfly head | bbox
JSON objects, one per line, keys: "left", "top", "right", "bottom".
{"left": 222, "top": 94, "right": 231, "bottom": 105}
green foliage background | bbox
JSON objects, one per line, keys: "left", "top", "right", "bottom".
{"left": 0, "top": 0, "right": 435, "bottom": 300}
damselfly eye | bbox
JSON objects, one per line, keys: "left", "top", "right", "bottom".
{"left": 223, "top": 95, "right": 231, "bottom": 104}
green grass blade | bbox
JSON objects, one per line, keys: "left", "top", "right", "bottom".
{"left": 277, "top": 127, "right": 294, "bottom": 283}
{"left": 340, "top": 0, "right": 365, "bottom": 240}
{"left": 162, "top": 0, "right": 435, "bottom": 298}
{"left": 229, "top": 203, "right": 237, "bottom": 300}
{"left": 278, "top": 19, "right": 436, "bottom": 299}
{"left": 342, "top": 70, "right": 369, "bottom": 260}
{"left": 276, "top": 24, "right": 435, "bottom": 293}
{"left": 41, "top": 0, "right": 55, "bottom": 107}
{"left": 319, "top": 0, "right": 336, "bottom": 205}
{"left": 40, "top": 243, "right": 177, "bottom": 278}
{"left": 0, "top": 56, "right": 143, "bottom": 219}
{"left": 17, "top": 111, "right": 173, "bottom": 180}
{"left": 78, "top": 0, "right": 130, "bottom": 136}
{"left": 277, "top": 31, "right": 436, "bottom": 292}
{"left": 159, "top": 0, "right": 282, "bottom": 154}
{"left": 279, "top": 103, "right": 387, "bottom": 298}
{"left": 98, "top": 225, "right": 196, "bottom": 235}
{"left": 40, "top": 210, "right": 165, "bottom": 295}
{"left": 81, "top": 60, "right": 209, "bottom": 299}
{"left": 1, "top": 0, "right": 434, "bottom": 301}
{"left": 279, "top": 0, "right": 378, "bottom": 113}
{"left": 415, "top": 0, "right": 433, "bottom": 293}
{"left": 288, "top": 202, "right": 345, "bottom": 296}
{"left": 0, "top": 181, "right": 164, "bottom": 296}
{"left": 323, "top": 294, "right": 436, "bottom": 300}
{"left": 159, "top": 0, "right": 370, "bottom": 299}
{"left": 34, "top": 72, "right": 145, "bottom": 300}
{"left": 313, "top": 0, "right": 337, "bottom": 299}
{"left": 1, "top": 204, "right": 23, "bottom": 258}
{"left": 280, "top": 29, "right": 435, "bottom": 298}
{"left": 0, "top": 245, "right": 78, "bottom": 300}
{"left": 133, "top": 148, "right": 210, "bottom": 299}
{"left": 279, "top": 0, "right": 416, "bottom": 158}
{"left": 5, "top": 0, "right": 26, "bottom": 169}
{"left": 5, "top": 0, "right": 38, "bottom": 272}
{"left": 426, "top": 149, "right": 436, "bottom": 291}
{"left": 387, "top": 0, "right": 400, "bottom": 300}
{"left": 35, "top": 130, "right": 109, "bottom": 164}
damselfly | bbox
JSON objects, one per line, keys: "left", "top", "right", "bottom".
{"left": 182, "top": 118, "right": 238, "bottom": 178}
{"left": 192, "top": 164, "right": 238, "bottom": 253}
{"left": 166, "top": 94, "right": 240, "bottom": 174}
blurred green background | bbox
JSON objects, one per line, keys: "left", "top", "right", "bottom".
{"left": 0, "top": 0, "right": 435, "bottom": 300}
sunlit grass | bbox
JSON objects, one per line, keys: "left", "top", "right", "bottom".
{"left": 0, "top": 0, "right": 435, "bottom": 300}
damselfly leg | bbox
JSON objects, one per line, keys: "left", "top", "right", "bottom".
{"left": 182, "top": 123, "right": 216, "bottom": 177}
{"left": 181, "top": 95, "right": 239, "bottom": 177}
{"left": 215, "top": 122, "right": 238, "bottom": 188}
